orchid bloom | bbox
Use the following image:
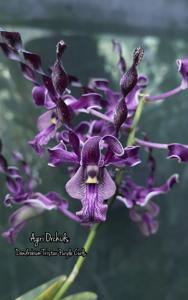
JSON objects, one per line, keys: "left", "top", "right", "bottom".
{"left": 49, "top": 133, "right": 140, "bottom": 223}
{"left": 117, "top": 146, "right": 178, "bottom": 236}
{"left": 0, "top": 147, "right": 79, "bottom": 243}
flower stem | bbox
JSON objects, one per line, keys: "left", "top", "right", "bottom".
{"left": 53, "top": 223, "right": 100, "bottom": 300}
{"left": 88, "top": 108, "right": 113, "bottom": 123}
{"left": 135, "top": 138, "right": 168, "bottom": 149}
{"left": 127, "top": 95, "right": 145, "bottom": 146}
{"left": 145, "top": 85, "right": 182, "bottom": 102}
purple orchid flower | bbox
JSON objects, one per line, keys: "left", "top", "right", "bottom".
{"left": 48, "top": 133, "right": 140, "bottom": 224}
{"left": 117, "top": 174, "right": 178, "bottom": 208}
{"left": 129, "top": 201, "right": 160, "bottom": 236}
{"left": 30, "top": 89, "right": 103, "bottom": 155}
{"left": 117, "top": 146, "right": 178, "bottom": 236}
{"left": 0, "top": 146, "right": 79, "bottom": 243}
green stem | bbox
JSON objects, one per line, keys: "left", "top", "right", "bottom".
{"left": 53, "top": 223, "right": 100, "bottom": 300}
{"left": 36, "top": 276, "right": 67, "bottom": 300}
{"left": 37, "top": 94, "right": 146, "bottom": 300}
{"left": 127, "top": 95, "right": 145, "bottom": 146}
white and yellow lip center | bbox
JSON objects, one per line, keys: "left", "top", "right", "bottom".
{"left": 85, "top": 165, "right": 99, "bottom": 184}
{"left": 51, "top": 117, "right": 58, "bottom": 125}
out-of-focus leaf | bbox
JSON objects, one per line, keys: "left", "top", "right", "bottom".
{"left": 62, "top": 291, "right": 98, "bottom": 300}
{"left": 16, "top": 275, "right": 66, "bottom": 300}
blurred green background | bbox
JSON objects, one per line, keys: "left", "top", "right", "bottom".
{"left": 0, "top": 1, "right": 188, "bottom": 299}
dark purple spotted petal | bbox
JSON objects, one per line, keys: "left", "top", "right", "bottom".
{"left": 0, "top": 30, "right": 22, "bottom": 50}
{"left": 42, "top": 75, "right": 56, "bottom": 101}
{"left": 0, "top": 42, "right": 21, "bottom": 61}
{"left": 120, "top": 65, "right": 138, "bottom": 97}
{"left": 51, "top": 40, "right": 69, "bottom": 95}
{"left": 167, "top": 143, "right": 188, "bottom": 162}
{"left": 20, "top": 63, "right": 37, "bottom": 84}
{"left": 113, "top": 97, "right": 128, "bottom": 132}
{"left": 176, "top": 58, "right": 188, "bottom": 89}
{"left": 48, "top": 143, "right": 79, "bottom": 166}
{"left": 133, "top": 47, "right": 144, "bottom": 66}
{"left": 126, "top": 75, "right": 149, "bottom": 114}
{"left": 57, "top": 98, "right": 71, "bottom": 124}
{"left": 22, "top": 51, "right": 43, "bottom": 73}
{"left": 52, "top": 60, "right": 69, "bottom": 96}
{"left": 120, "top": 46, "right": 144, "bottom": 97}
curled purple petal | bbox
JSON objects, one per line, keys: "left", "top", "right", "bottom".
{"left": 70, "top": 93, "right": 102, "bottom": 111}
{"left": 48, "top": 143, "right": 79, "bottom": 166}
{"left": 168, "top": 143, "right": 188, "bottom": 162}
{"left": 29, "top": 124, "right": 56, "bottom": 155}
{"left": 103, "top": 135, "right": 124, "bottom": 156}
{"left": 89, "top": 78, "right": 109, "bottom": 91}
{"left": 109, "top": 146, "right": 140, "bottom": 167}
